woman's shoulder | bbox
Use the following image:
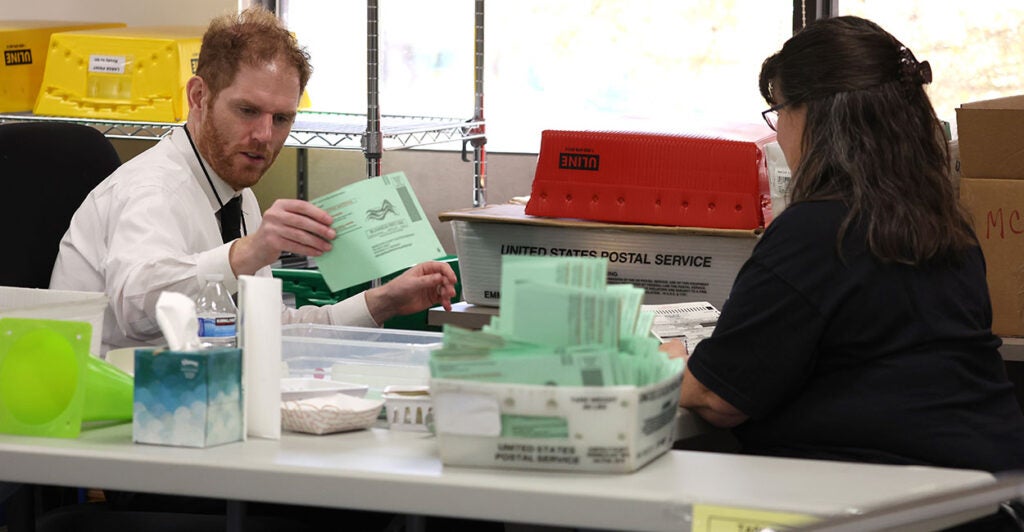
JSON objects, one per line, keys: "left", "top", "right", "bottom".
{"left": 772, "top": 199, "right": 846, "bottom": 222}
{"left": 764, "top": 199, "right": 847, "bottom": 240}
{"left": 748, "top": 199, "right": 852, "bottom": 269}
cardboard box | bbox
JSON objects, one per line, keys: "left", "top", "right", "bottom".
{"left": 959, "top": 178, "right": 1024, "bottom": 337}
{"left": 525, "top": 126, "right": 775, "bottom": 230}
{"left": 133, "top": 347, "right": 244, "bottom": 448}
{"left": 33, "top": 26, "right": 203, "bottom": 122}
{"left": 441, "top": 203, "right": 759, "bottom": 309}
{"left": 0, "top": 21, "right": 125, "bottom": 113}
{"left": 948, "top": 139, "right": 962, "bottom": 198}
{"left": 956, "top": 95, "right": 1024, "bottom": 180}
{"left": 431, "top": 369, "right": 681, "bottom": 473}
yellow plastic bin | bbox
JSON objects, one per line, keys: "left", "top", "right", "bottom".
{"left": 0, "top": 21, "right": 125, "bottom": 113}
{"left": 33, "top": 25, "right": 203, "bottom": 122}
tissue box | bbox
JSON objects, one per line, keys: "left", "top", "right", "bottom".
{"left": 431, "top": 369, "right": 682, "bottom": 473}
{"left": 133, "top": 347, "right": 244, "bottom": 448}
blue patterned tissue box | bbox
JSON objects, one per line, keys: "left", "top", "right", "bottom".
{"left": 133, "top": 347, "right": 243, "bottom": 447}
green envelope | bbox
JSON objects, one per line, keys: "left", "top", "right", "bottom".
{"left": 311, "top": 171, "right": 446, "bottom": 292}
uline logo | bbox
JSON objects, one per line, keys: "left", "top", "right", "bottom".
{"left": 190, "top": 57, "right": 198, "bottom": 74}
{"left": 4, "top": 49, "right": 32, "bottom": 66}
{"left": 558, "top": 152, "right": 600, "bottom": 171}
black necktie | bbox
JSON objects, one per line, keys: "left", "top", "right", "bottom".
{"left": 219, "top": 196, "right": 242, "bottom": 243}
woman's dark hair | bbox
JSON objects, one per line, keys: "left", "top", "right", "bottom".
{"left": 758, "top": 16, "right": 974, "bottom": 265}
{"left": 196, "top": 6, "right": 313, "bottom": 102}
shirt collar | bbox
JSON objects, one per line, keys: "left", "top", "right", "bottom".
{"left": 170, "top": 127, "right": 240, "bottom": 212}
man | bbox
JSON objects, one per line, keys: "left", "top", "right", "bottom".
{"left": 50, "top": 7, "right": 457, "bottom": 355}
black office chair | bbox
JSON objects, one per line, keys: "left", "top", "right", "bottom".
{"left": 0, "top": 121, "right": 121, "bottom": 289}
{"left": 0, "top": 123, "right": 384, "bottom": 532}
{"left": 0, "top": 121, "right": 119, "bottom": 531}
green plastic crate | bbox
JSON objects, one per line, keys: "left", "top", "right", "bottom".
{"left": 272, "top": 268, "right": 370, "bottom": 308}
{"left": 272, "top": 255, "right": 462, "bottom": 332}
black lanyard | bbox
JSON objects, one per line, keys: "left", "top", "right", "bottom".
{"left": 183, "top": 126, "right": 248, "bottom": 237}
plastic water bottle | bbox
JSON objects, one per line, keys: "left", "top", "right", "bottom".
{"left": 194, "top": 273, "right": 237, "bottom": 348}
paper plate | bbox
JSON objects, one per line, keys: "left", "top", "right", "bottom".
{"left": 280, "top": 378, "right": 369, "bottom": 401}
{"left": 281, "top": 394, "right": 384, "bottom": 435}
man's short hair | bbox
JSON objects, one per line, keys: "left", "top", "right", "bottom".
{"left": 196, "top": 6, "right": 313, "bottom": 101}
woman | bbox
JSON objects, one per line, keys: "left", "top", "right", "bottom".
{"left": 677, "top": 16, "right": 1024, "bottom": 474}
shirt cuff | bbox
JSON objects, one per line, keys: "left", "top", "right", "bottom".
{"left": 328, "top": 291, "right": 380, "bottom": 328}
{"left": 196, "top": 242, "right": 238, "bottom": 293}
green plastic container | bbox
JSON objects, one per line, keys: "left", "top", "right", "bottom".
{"left": 273, "top": 268, "right": 371, "bottom": 308}
{"left": 0, "top": 317, "right": 132, "bottom": 439}
{"left": 273, "top": 255, "right": 462, "bottom": 332}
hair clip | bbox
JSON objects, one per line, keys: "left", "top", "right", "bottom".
{"left": 899, "top": 46, "right": 932, "bottom": 85}
{"left": 918, "top": 60, "right": 933, "bottom": 84}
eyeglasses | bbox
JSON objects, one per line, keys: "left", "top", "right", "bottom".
{"left": 761, "top": 101, "right": 789, "bottom": 132}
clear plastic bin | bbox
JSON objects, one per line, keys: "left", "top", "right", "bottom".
{"left": 281, "top": 324, "right": 442, "bottom": 399}
{"left": 0, "top": 286, "right": 107, "bottom": 356}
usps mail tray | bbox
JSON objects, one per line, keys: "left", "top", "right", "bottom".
{"left": 431, "top": 369, "right": 682, "bottom": 473}
{"left": 442, "top": 203, "right": 759, "bottom": 309}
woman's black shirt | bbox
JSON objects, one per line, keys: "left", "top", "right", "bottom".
{"left": 687, "top": 199, "right": 1024, "bottom": 472}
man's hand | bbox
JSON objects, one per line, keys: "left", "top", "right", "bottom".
{"left": 365, "top": 261, "right": 458, "bottom": 324}
{"left": 229, "top": 199, "right": 335, "bottom": 276}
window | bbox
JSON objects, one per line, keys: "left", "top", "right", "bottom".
{"left": 282, "top": 1, "right": 1021, "bottom": 152}
{"left": 282, "top": 1, "right": 793, "bottom": 153}
{"left": 839, "top": 0, "right": 1024, "bottom": 135}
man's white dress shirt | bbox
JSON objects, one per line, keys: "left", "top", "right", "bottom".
{"left": 51, "top": 127, "right": 376, "bottom": 355}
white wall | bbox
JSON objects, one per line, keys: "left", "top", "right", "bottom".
{"left": 11, "top": 0, "right": 537, "bottom": 255}
{"left": 6, "top": 0, "right": 237, "bottom": 26}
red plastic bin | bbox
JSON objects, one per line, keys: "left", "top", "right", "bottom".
{"left": 525, "top": 128, "right": 775, "bottom": 230}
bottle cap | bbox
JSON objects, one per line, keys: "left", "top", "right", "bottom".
{"left": 201, "top": 273, "right": 224, "bottom": 283}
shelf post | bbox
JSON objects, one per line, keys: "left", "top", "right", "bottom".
{"left": 296, "top": 147, "right": 308, "bottom": 200}
{"left": 365, "top": 0, "right": 382, "bottom": 178}
{"left": 471, "top": 0, "right": 487, "bottom": 207}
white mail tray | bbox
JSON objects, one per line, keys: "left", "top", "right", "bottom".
{"left": 431, "top": 369, "right": 682, "bottom": 473}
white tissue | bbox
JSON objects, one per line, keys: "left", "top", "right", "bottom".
{"left": 155, "top": 291, "right": 201, "bottom": 351}
{"left": 238, "top": 275, "right": 282, "bottom": 440}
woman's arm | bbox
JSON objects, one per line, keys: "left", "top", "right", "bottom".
{"left": 661, "top": 339, "right": 749, "bottom": 428}
{"left": 680, "top": 371, "right": 749, "bottom": 428}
